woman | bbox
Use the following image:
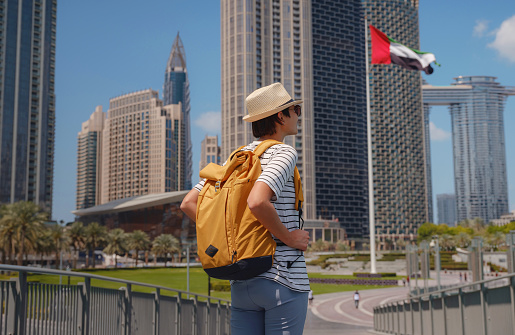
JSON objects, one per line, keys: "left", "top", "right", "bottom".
{"left": 181, "top": 82, "right": 310, "bottom": 334}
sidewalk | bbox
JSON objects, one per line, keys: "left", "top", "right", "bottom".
{"left": 303, "top": 271, "right": 462, "bottom": 334}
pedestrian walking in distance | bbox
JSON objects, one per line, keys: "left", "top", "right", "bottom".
{"left": 181, "top": 82, "right": 309, "bottom": 334}
{"left": 354, "top": 290, "right": 360, "bottom": 309}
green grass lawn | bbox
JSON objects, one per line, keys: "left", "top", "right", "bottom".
{"left": 2, "top": 267, "right": 400, "bottom": 301}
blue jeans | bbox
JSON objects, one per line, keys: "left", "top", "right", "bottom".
{"left": 230, "top": 278, "right": 308, "bottom": 335}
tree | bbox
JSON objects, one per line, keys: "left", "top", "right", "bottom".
{"left": 34, "top": 228, "right": 53, "bottom": 266}
{"left": 103, "top": 228, "right": 128, "bottom": 268}
{"left": 417, "top": 222, "right": 438, "bottom": 242}
{"left": 0, "top": 201, "right": 48, "bottom": 265}
{"left": 66, "top": 221, "right": 86, "bottom": 269}
{"left": 49, "top": 224, "right": 70, "bottom": 268}
{"left": 0, "top": 204, "right": 17, "bottom": 265}
{"left": 127, "top": 230, "right": 151, "bottom": 267}
{"left": 84, "top": 222, "right": 107, "bottom": 268}
{"left": 439, "top": 234, "right": 456, "bottom": 251}
{"left": 151, "top": 234, "right": 180, "bottom": 267}
{"left": 455, "top": 232, "right": 471, "bottom": 248}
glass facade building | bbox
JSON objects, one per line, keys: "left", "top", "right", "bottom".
{"left": 163, "top": 33, "right": 192, "bottom": 190}
{"left": 437, "top": 193, "right": 457, "bottom": 226}
{"left": 364, "top": 0, "right": 430, "bottom": 243}
{"left": 220, "top": 0, "right": 368, "bottom": 237}
{"left": 423, "top": 76, "right": 515, "bottom": 224}
{"left": 76, "top": 106, "right": 105, "bottom": 210}
{"left": 0, "top": 0, "right": 56, "bottom": 213}
{"left": 311, "top": 1, "right": 368, "bottom": 237}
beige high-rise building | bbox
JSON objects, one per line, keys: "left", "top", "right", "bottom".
{"left": 97, "top": 89, "right": 182, "bottom": 204}
{"left": 220, "top": 0, "right": 316, "bottom": 219}
{"left": 200, "top": 135, "right": 221, "bottom": 172}
{"left": 76, "top": 106, "right": 105, "bottom": 210}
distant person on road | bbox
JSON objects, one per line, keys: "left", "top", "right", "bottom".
{"left": 459, "top": 272, "right": 463, "bottom": 282}
{"left": 308, "top": 290, "right": 314, "bottom": 306}
{"left": 354, "top": 290, "right": 360, "bottom": 309}
{"left": 402, "top": 278, "right": 406, "bottom": 286}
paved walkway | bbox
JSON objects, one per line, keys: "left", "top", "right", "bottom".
{"left": 303, "top": 271, "right": 462, "bottom": 334}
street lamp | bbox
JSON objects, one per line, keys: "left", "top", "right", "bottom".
{"left": 430, "top": 235, "right": 441, "bottom": 291}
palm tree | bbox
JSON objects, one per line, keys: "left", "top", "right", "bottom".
{"left": 0, "top": 204, "right": 17, "bottom": 265}
{"left": 84, "top": 222, "right": 107, "bottom": 268}
{"left": 127, "top": 230, "right": 151, "bottom": 267}
{"left": 34, "top": 228, "right": 54, "bottom": 266}
{"left": 66, "top": 221, "right": 86, "bottom": 269}
{"left": 103, "top": 228, "right": 128, "bottom": 268}
{"left": 151, "top": 234, "right": 180, "bottom": 267}
{"left": 49, "top": 224, "right": 70, "bottom": 268}
{"left": 1, "top": 201, "right": 48, "bottom": 265}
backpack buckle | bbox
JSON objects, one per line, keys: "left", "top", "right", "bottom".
{"left": 215, "top": 181, "right": 221, "bottom": 192}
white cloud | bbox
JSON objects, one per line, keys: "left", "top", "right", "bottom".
{"left": 430, "top": 122, "right": 451, "bottom": 141}
{"left": 473, "top": 19, "right": 489, "bottom": 37}
{"left": 193, "top": 111, "right": 221, "bottom": 133}
{"left": 488, "top": 15, "right": 515, "bottom": 63}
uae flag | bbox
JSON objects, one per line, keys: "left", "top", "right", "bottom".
{"left": 369, "top": 25, "right": 437, "bottom": 75}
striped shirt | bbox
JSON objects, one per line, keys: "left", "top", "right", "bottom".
{"left": 194, "top": 140, "right": 310, "bottom": 292}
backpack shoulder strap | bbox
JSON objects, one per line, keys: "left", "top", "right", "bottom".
{"left": 252, "top": 139, "right": 282, "bottom": 157}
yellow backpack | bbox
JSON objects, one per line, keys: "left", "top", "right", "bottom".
{"left": 196, "top": 139, "right": 303, "bottom": 280}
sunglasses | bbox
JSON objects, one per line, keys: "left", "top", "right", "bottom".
{"left": 293, "top": 105, "right": 301, "bottom": 117}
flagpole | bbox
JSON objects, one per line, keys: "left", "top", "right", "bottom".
{"left": 365, "top": 17, "right": 377, "bottom": 274}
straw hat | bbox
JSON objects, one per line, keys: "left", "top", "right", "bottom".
{"left": 243, "top": 83, "right": 303, "bottom": 122}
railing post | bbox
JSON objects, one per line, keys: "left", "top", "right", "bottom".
{"left": 510, "top": 277, "right": 515, "bottom": 335}
{"left": 216, "top": 299, "right": 221, "bottom": 335}
{"left": 125, "top": 284, "right": 133, "bottom": 335}
{"left": 480, "top": 283, "right": 488, "bottom": 335}
{"left": 411, "top": 298, "right": 415, "bottom": 335}
{"left": 442, "top": 292, "right": 448, "bottom": 335}
{"left": 154, "top": 288, "right": 160, "bottom": 335}
{"left": 192, "top": 295, "right": 198, "bottom": 335}
{"left": 16, "top": 271, "right": 28, "bottom": 335}
{"left": 403, "top": 300, "right": 407, "bottom": 335}
{"left": 420, "top": 298, "right": 424, "bottom": 335}
{"left": 206, "top": 298, "right": 210, "bottom": 335}
{"left": 459, "top": 288, "right": 466, "bottom": 335}
{"left": 429, "top": 295, "right": 434, "bottom": 335}
{"left": 78, "top": 278, "right": 91, "bottom": 335}
{"left": 176, "top": 292, "right": 182, "bottom": 335}
{"left": 6, "top": 280, "right": 17, "bottom": 335}
{"left": 397, "top": 302, "right": 401, "bottom": 335}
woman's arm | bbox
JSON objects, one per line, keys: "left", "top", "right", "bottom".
{"left": 247, "top": 181, "right": 309, "bottom": 251}
{"left": 180, "top": 189, "right": 200, "bottom": 222}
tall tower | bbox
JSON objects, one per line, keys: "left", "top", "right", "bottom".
{"left": 100, "top": 89, "right": 180, "bottom": 203}
{"left": 0, "top": 0, "right": 57, "bottom": 214}
{"left": 220, "top": 0, "right": 368, "bottom": 237}
{"left": 364, "top": 0, "right": 429, "bottom": 242}
{"left": 76, "top": 106, "right": 105, "bottom": 210}
{"left": 163, "top": 33, "right": 192, "bottom": 190}
{"left": 424, "top": 76, "right": 514, "bottom": 224}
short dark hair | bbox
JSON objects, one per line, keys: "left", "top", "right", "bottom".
{"left": 251, "top": 107, "right": 291, "bottom": 138}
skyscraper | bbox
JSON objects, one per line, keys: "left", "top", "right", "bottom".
{"left": 220, "top": 0, "right": 368, "bottom": 237}
{"left": 99, "top": 89, "right": 181, "bottom": 203}
{"left": 200, "top": 135, "right": 221, "bottom": 171}
{"left": 364, "top": 0, "right": 430, "bottom": 242}
{"left": 424, "top": 76, "right": 515, "bottom": 224}
{"left": 0, "top": 0, "right": 57, "bottom": 214}
{"left": 437, "top": 194, "right": 456, "bottom": 226}
{"left": 163, "top": 33, "right": 192, "bottom": 190}
{"left": 76, "top": 106, "right": 105, "bottom": 210}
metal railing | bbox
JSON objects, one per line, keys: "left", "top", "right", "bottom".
{"left": 0, "top": 264, "right": 231, "bottom": 335}
{"left": 373, "top": 273, "right": 515, "bottom": 335}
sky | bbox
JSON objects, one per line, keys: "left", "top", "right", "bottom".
{"left": 53, "top": 1, "right": 515, "bottom": 224}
